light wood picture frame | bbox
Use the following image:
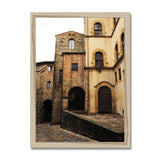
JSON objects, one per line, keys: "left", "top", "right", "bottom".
{"left": 30, "top": 12, "right": 131, "bottom": 148}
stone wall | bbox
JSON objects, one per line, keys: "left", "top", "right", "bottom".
{"left": 61, "top": 110, "right": 124, "bottom": 142}
{"left": 36, "top": 61, "right": 54, "bottom": 124}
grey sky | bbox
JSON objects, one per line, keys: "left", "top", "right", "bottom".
{"left": 36, "top": 18, "right": 84, "bottom": 62}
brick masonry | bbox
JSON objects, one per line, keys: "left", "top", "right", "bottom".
{"left": 51, "top": 31, "right": 85, "bottom": 124}
{"left": 62, "top": 53, "right": 86, "bottom": 110}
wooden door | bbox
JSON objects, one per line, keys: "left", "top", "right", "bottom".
{"left": 98, "top": 86, "right": 112, "bottom": 113}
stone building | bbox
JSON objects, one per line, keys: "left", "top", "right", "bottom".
{"left": 36, "top": 17, "right": 125, "bottom": 125}
{"left": 83, "top": 18, "right": 125, "bottom": 115}
{"left": 51, "top": 31, "right": 85, "bottom": 124}
{"left": 36, "top": 61, "right": 54, "bottom": 124}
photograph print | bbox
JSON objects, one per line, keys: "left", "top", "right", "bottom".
{"left": 31, "top": 12, "right": 130, "bottom": 148}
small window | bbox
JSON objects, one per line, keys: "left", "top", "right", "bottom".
{"left": 59, "top": 70, "right": 63, "bottom": 83}
{"left": 47, "top": 81, "right": 51, "bottom": 88}
{"left": 115, "top": 72, "right": 117, "bottom": 83}
{"left": 94, "top": 22, "right": 102, "bottom": 36}
{"left": 69, "top": 39, "right": 74, "bottom": 50}
{"left": 72, "top": 63, "right": 78, "bottom": 71}
{"left": 118, "top": 68, "right": 121, "bottom": 80}
{"left": 48, "top": 66, "right": 52, "bottom": 72}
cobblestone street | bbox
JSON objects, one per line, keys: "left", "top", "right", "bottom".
{"left": 36, "top": 123, "right": 95, "bottom": 142}
{"left": 36, "top": 114, "right": 124, "bottom": 142}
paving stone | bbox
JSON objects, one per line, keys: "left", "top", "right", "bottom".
{"left": 36, "top": 124, "right": 95, "bottom": 142}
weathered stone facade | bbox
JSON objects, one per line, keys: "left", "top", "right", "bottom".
{"left": 62, "top": 53, "right": 86, "bottom": 110}
{"left": 51, "top": 31, "right": 84, "bottom": 124}
{"left": 36, "top": 61, "right": 54, "bottom": 124}
{"left": 36, "top": 18, "right": 125, "bottom": 125}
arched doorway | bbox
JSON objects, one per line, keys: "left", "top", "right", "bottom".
{"left": 98, "top": 86, "right": 112, "bottom": 113}
{"left": 43, "top": 100, "right": 52, "bottom": 122}
{"left": 68, "top": 87, "right": 85, "bottom": 110}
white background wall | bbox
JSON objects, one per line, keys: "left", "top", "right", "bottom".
{"left": 0, "top": 0, "right": 160, "bottom": 159}
{"left": 36, "top": 18, "right": 84, "bottom": 62}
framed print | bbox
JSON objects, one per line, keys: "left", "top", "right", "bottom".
{"left": 30, "top": 12, "right": 131, "bottom": 148}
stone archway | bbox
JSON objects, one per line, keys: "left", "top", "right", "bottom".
{"left": 68, "top": 87, "right": 85, "bottom": 110}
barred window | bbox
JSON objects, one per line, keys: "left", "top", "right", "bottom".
{"left": 95, "top": 52, "right": 103, "bottom": 68}
{"left": 69, "top": 39, "right": 74, "bottom": 50}
{"left": 94, "top": 23, "right": 102, "bottom": 36}
{"left": 47, "top": 81, "right": 51, "bottom": 88}
{"left": 72, "top": 63, "right": 78, "bottom": 71}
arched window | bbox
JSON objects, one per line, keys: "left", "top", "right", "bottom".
{"left": 95, "top": 52, "right": 103, "bottom": 68}
{"left": 121, "top": 33, "right": 124, "bottom": 54}
{"left": 115, "top": 44, "right": 119, "bottom": 62}
{"left": 94, "top": 22, "right": 102, "bottom": 36}
{"left": 69, "top": 39, "right": 74, "bottom": 49}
